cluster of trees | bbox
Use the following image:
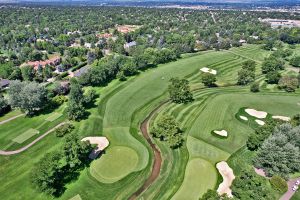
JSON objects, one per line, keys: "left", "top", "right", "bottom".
{"left": 200, "top": 190, "right": 230, "bottom": 200}
{"left": 7, "top": 80, "right": 47, "bottom": 115}
{"left": 232, "top": 169, "right": 275, "bottom": 200}
{"left": 150, "top": 114, "right": 184, "bottom": 149}
{"left": 247, "top": 119, "right": 281, "bottom": 151}
{"left": 237, "top": 60, "right": 256, "bottom": 85}
{"left": 254, "top": 123, "right": 300, "bottom": 178}
{"left": 168, "top": 78, "right": 193, "bottom": 104}
{"left": 31, "top": 133, "right": 93, "bottom": 196}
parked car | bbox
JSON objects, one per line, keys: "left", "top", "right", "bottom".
{"left": 296, "top": 180, "right": 300, "bottom": 186}
{"left": 292, "top": 185, "right": 299, "bottom": 191}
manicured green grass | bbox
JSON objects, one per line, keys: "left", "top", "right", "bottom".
{"left": 45, "top": 112, "right": 63, "bottom": 122}
{"left": 0, "top": 106, "right": 66, "bottom": 150}
{"left": 90, "top": 146, "right": 139, "bottom": 183}
{"left": 0, "top": 110, "right": 23, "bottom": 122}
{"left": 291, "top": 191, "right": 300, "bottom": 200}
{"left": 12, "top": 128, "right": 39, "bottom": 144}
{"left": 172, "top": 158, "right": 218, "bottom": 200}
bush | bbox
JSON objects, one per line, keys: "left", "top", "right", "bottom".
{"left": 55, "top": 123, "right": 74, "bottom": 137}
{"left": 250, "top": 82, "right": 260, "bottom": 92}
{"left": 266, "top": 71, "right": 281, "bottom": 84}
{"left": 278, "top": 75, "right": 299, "bottom": 92}
{"left": 52, "top": 95, "right": 68, "bottom": 106}
{"left": 270, "top": 175, "right": 288, "bottom": 193}
{"left": 290, "top": 56, "right": 300, "bottom": 67}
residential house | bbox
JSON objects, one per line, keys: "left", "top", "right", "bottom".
{"left": 0, "top": 79, "right": 10, "bottom": 89}
{"left": 124, "top": 41, "right": 137, "bottom": 50}
{"left": 22, "top": 56, "right": 61, "bottom": 71}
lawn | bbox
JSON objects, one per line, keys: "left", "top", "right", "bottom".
{"left": 0, "top": 105, "right": 65, "bottom": 150}
{"left": 1, "top": 44, "right": 295, "bottom": 200}
{"left": 172, "top": 158, "right": 218, "bottom": 200}
{"left": 12, "top": 128, "right": 39, "bottom": 144}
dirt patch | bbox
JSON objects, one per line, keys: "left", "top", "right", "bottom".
{"left": 245, "top": 108, "right": 267, "bottom": 119}
{"left": 216, "top": 161, "right": 235, "bottom": 197}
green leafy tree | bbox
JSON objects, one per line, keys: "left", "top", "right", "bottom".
{"left": 0, "top": 62, "right": 14, "bottom": 79}
{"left": 262, "top": 57, "right": 285, "bottom": 74}
{"left": 202, "top": 73, "right": 217, "bottom": 87}
{"left": 31, "top": 151, "right": 64, "bottom": 196}
{"left": 168, "top": 77, "right": 193, "bottom": 104}
{"left": 150, "top": 114, "right": 183, "bottom": 149}
{"left": 250, "top": 82, "right": 260, "bottom": 92}
{"left": 62, "top": 133, "right": 93, "bottom": 168}
{"left": 67, "top": 79, "right": 85, "bottom": 121}
{"left": 254, "top": 123, "right": 300, "bottom": 177}
{"left": 7, "top": 80, "right": 47, "bottom": 115}
{"left": 0, "top": 95, "right": 8, "bottom": 115}
{"left": 290, "top": 56, "right": 300, "bottom": 67}
{"left": 266, "top": 71, "right": 281, "bottom": 84}
{"left": 242, "top": 60, "right": 256, "bottom": 72}
{"left": 237, "top": 69, "right": 255, "bottom": 85}
{"left": 21, "top": 65, "right": 35, "bottom": 81}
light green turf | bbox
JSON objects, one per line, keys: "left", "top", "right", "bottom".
{"left": 69, "top": 194, "right": 82, "bottom": 200}
{"left": 12, "top": 128, "right": 39, "bottom": 144}
{"left": 172, "top": 158, "right": 218, "bottom": 200}
{"left": 90, "top": 146, "right": 139, "bottom": 183}
{"left": 45, "top": 112, "right": 63, "bottom": 122}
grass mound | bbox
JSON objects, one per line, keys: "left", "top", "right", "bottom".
{"left": 90, "top": 146, "right": 139, "bottom": 183}
{"left": 12, "top": 128, "right": 39, "bottom": 144}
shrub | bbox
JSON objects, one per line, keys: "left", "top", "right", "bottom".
{"left": 250, "top": 82, "right": 260, "bottom": 92}
{"left": 266, "top": 71, "right": 281, "bottom": 84}
{"left": 55, "top": 123, "right": 74, "bottom": 137}
{"left": 278, "top": 75, "right": 299, "bottom": 92}
{"left": 270, "top": 175, "right": 288, "bottom": 193}
{"left": 52, "top": 95, "right": 68, "bottom": 106}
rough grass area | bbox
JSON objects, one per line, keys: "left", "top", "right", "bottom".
{"left": 90, "top": 146, "right": 139, "bottom": 183}
{"left": 0, "top": 110, "right": 23, "bottom": 122}
{"left": 12, "top": 128, "right": 39, "bottom": 144}
{"left": 172, "top": 158, "right": 218, "bottom": 200}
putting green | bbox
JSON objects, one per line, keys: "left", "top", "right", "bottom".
{"left": 90, "top": 146, "right": 139, "bottom": 183}
{"left": 172, "top": 158, "right": 218, "bottom": 200}
{"left": 12, "top": 128, "right": 39, "bottom": 144}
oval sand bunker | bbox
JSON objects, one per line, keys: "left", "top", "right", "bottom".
{"left": 245, "top": 108, "right": 267, "bottom": 119}
{"left": 214, "top": 130, "right": 228, "bottom": 137}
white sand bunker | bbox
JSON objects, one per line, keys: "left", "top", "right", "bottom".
{"left": 240, "top": 116, "right": 248, "bottom": 121}
{"left": 214, "top": 130, "right": 228, "bottom": 137}
{"left": 245, "top": 108, "right": 267, "bottom": 119}
{"left": 255, "top": 119, "right": 265, "bottom": 126}
{"left": 200, "top": 67, "right": 217, "bottom": 75}
{"left": 272, "top": 116, "right": 290, "bottom": 121}
{"left": 216, "top": 161, "right": 235, "bottom": 198}
{"left": 81, "top": 137, "right": 109, "bottom": 159}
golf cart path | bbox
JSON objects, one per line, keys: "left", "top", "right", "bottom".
{"left": 0, "top": 114, "right": 25, "bottom": 125}
{"left": 0, "top": 122, "right": 66, "bottom": 155}
{"left": 129, "top": 102, "right": 166, "bottom": 200}
{"left": 280, "top": 178, "right": 300, "bottom": 200}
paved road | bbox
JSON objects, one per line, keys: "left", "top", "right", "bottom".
{"left": 0, "top": 122, "right": 66, "bottom": 156}
{"left": 280, "top": 178, "right": 300, "bottom": 200}
{"left": 0, "top": 114, "right": 25, "bottom": 125}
